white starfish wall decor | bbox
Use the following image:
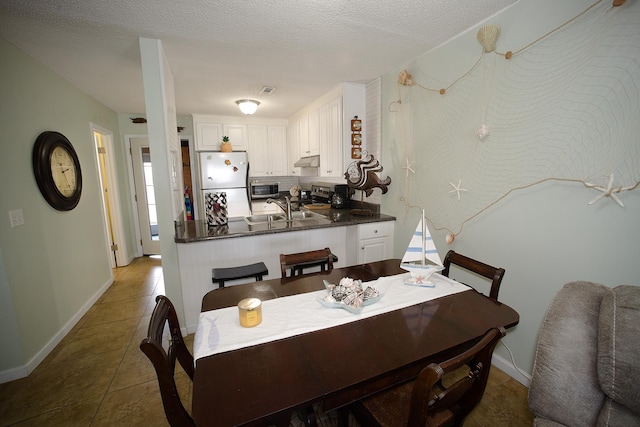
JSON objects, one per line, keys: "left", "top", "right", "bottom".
{"left": 448, "top": 179, "right": 468, "bottom": 201}
{"left": 585, "top": 174, "right": 626, "bottom": 208}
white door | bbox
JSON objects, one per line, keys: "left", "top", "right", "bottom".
{"left": 92, "top": 123, "right": 128, "bottom": 267}
{"left": 131, "top": 137, "right": 161, "bottom": 255}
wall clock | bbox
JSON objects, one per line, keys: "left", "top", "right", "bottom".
{"left": 32, "top": 131, "right": 82, "bottom": 211}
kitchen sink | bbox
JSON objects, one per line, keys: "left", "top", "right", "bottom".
{"left": 291, "top": 211, "right": 324, "bottom": 220}
{"left": 243, "top": 210, "right": 325, "bottom": 225}
{"left": 243, "top": 214, "right": 285, "bottom": 225}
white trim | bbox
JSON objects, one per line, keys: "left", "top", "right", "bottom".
{"left": 0, "top": 277, "right": 113, "bottom": 383}
{"left": 492, "top": 352, "right": 531, "bottom": 388}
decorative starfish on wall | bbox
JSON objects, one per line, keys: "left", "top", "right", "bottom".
{"left": 403, "top": 158, "right": 415, "bottom": 179}
{"left": 448, "top": 179, "right": 468, "bottom": 201}
{"left": 585, "top": 174, "right": 625, "bottom": 207}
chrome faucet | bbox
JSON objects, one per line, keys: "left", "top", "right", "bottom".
{"left": 266, "top": 196, "right": 292, "bottom": 221}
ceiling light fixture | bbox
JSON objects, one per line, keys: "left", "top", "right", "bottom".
{"left": 236, "top": 99, "right": 260, "bottom": 115}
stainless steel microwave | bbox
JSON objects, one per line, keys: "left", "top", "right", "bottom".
{"left": 250, "top": 182, "right": 279, "bottom": 199}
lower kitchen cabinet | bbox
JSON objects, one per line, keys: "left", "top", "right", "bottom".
{"left": 348, "top": 221, "right": 395, "bottom": 264}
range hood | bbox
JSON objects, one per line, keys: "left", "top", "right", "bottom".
{"left": 294, "top": 155, "right": 320, "bottom": 168}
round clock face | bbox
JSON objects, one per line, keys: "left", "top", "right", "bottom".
{"left": 33, "top": 131, "right": 82, "bottom": 211}
{"left": 51, "top": 146, "right": 78, "bottom": 197}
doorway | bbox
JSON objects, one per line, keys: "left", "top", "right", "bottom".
{"left": 92, "top": 123, "right": 127, "bottom": 267}
{"left": 130, "top": 137, "right": 161, "bottom": 255}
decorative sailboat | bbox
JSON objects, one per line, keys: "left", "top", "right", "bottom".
{"left": 400, "top": 210, "right": 444, "bottom": 287}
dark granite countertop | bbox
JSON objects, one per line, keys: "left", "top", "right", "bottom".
{"left": 174, "top": 204, "right": 395, "bottom": 243}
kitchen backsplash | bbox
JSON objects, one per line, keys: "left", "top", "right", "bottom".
{"left": 250, "top": 176, "right": 301, "bottom": 193}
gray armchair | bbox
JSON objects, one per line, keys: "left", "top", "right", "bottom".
{"left": 528, "top": 281, "right": 640, "bottom": 426}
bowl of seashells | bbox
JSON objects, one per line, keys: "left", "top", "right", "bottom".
{"left": 318, "top": 277, "right": 382, "bottom": 314}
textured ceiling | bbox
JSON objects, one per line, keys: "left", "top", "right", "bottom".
{"left": 0, "top": 0, "right": 517, "bottom": 118}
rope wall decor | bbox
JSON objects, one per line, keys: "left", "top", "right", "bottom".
{"left": 392, "top": 0, "right": 640, "bottom": 243}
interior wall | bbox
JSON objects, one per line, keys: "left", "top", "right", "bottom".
{"left": 381, "top": 0, "right": 640, "bottom": 379}
{"left": 0, "top": 37, "right": 121, "bottom": 378}
{"left": 139, "top": 37, "right": 185, "bottom": 321}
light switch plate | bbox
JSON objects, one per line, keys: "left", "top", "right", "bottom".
{"left": 9, "top": 209, "right": 24, "bottom": 227}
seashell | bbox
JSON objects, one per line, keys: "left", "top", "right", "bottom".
{"left": 477, "top": 24, "right": 500, "bottom": 53}
{"left": 363, "top": 287, "right": 379, "bottom": 300}
{"left": 339, "top": 277, "right": 359, "bottom": 289}
{"left": 342, "top": 291, "right": 363, "bottom": 308}
{"left": 323, "top": 294, "right": 337, "bottom": 303}
{"left": 332, "top": 285, "right": 348, "bottom": 301}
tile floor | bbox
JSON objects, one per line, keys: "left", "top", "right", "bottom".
{"left": 0, "top": 256, "right": 534, "bottom": 426}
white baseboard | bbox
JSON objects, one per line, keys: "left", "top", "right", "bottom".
{"left": 0, "top": 365, "right": 28, "bottom": 384}
{"left": 492, "top": 352, "right": 531, "bottom": 388}
{"left": 0, "top": 277, "right": 113, "bottom": 384}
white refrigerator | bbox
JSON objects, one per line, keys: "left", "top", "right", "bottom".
{"left": 198, "top": 151, "right": 251, "bottom": 221}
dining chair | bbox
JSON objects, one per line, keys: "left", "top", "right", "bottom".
{"left": 348, "top": 326, "right": 506, "bottom": 427}
{"left": 441, "top": 250, "right": 505, "bottom": 301}
{"left": 279, "top": 247, "right": 335, "bottom": 278}
{"left": 140, "top": 295, "right": 196, "bottom": 427}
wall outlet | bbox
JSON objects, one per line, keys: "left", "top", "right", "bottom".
{"left": 9, "top": 209, "right": 24, "bottom": 227}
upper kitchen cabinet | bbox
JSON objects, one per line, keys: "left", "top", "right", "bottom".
{"left": 307, "top": 109, "right": 320, "bottom": 157}
{"left": 286, "top": 121, "right": 301, "bottom": 176}
{"left": 248, "top": 125, "right": 287, "bottom": 177}
{"left": 222, "top": 124, "right": 247, "bottom": 151}
{"left": 319, "top": 97, "right": 343, "bottom": 177}
{"left": 193, "top": 115, "right": 223, "bottom": 151}
{"left": 287, "top": 82, "right": 365, "bottom": 178}
{"left": 192, "top": 114, "right": 286, "bottom": 154}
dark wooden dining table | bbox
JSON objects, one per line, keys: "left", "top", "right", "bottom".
{"left": 192, "top": 259, "right": 519, "bottom": 427}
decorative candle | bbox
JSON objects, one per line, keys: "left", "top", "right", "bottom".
{"left": 238, "top": 298, "right": 262, "bottom": 327}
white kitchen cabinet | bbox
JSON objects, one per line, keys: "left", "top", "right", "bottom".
{"left": 223, "top": 124, "right": 247, "bottom": 151}
{"left": 319, "top": 97, "right": 343, "bottom": 177}
{"left": 299, "top": 115, "right": 310, "bottom": 157}
{"left": 268, "top": 126, "right": 287, "bottom": 175}
{"left": 307, "top": 109, "right": 320, "bottom": 156}
{"left": 286, "top": 121, "right": 300, "bottom": 176}
{"left": 354, "top": 221, "right": 394, "bottom": 264}
{"left": 247, "top": 125, "right": 287, "bottom": 177}
{"left": 194, "top": 122, "right": 223, "bottom": 151}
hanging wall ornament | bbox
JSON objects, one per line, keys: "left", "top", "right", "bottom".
{"left": 477, "top": 24, "right": 501, "bottom": 53}
{"left": 476, "top": 25, "right": 500, "bottom": 141}
{"left": 476, "top": 124, "right": 491, "bottom": 140}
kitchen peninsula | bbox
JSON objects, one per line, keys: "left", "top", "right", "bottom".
{"left": 175, "top": 207, "right": 395, "bottom": 331}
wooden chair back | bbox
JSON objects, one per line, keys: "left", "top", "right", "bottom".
{"left": 280, "top": 247, "right": 334, "bottom": 278}
{"left": 442, "top": 250, "right": 505, "bottom": 301}
{"left": 407, "top": 327, "right": 506, "bottom": 427}
{"left": 350, "top": 327, "right": 506, "bottom": 427}
{"left": 140, "top": 295, "right": 195, "bottom": 427}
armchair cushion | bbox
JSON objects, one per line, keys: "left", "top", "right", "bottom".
{"left": 528, "top": 281, "right": 608, "bottom": 426}
{"left": 597, "top": 285, "right": 640, "bottom": 417}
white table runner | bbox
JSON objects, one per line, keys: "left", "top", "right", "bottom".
{"left": 193, "top": 273, "right": 470, "bottom": 361}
